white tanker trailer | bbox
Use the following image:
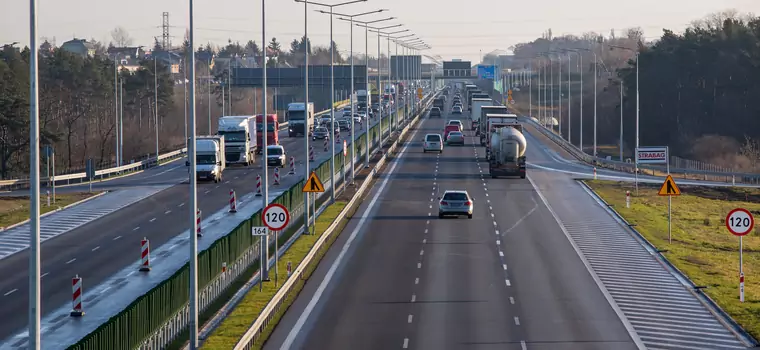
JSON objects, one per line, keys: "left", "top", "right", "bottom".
{"left": 489, "top": 125, "right": 527, "bottom": 178}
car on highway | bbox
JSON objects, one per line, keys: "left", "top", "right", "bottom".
{"left": 446, "top": 131, "right": 465, "bottom": 145}
{"left": 338, "top": 119, "right": 351, "bottom": 131}
{"left": 312, "top": 126, "right": 330, "bottom": 140}
{"left": 452, "top": 106, "right": 463, "bottom": 114}
{"left": 444, "top": 124, "right": 460, "bottom": 139}
{"left": 438, "top": 190, "right": 473, "bottom": 219}
{"left": 319, "top": 116, "right": 332, "bottom": 125}
{"left": 423, "top": 133, "right": 443, "bottom": 153}
{"left": 448, "top": 119, "right": 464, "bottom": 130}
{"left": 430, "top": 107, "right": 442, "bottom": 118}
{"left": 342, "top": 106, "right": 352, "bottom": 117}
{"left": 266, "top": 145, "right": 287, "bottom": 167}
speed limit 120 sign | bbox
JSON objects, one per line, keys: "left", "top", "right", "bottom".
{"left": 726, "top": 208, "right": 755, "bottom": 236}
{"left": 263, "top": 203, "right": 290, "bottom": 231}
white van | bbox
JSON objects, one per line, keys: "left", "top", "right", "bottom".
{"left": 423, "top": 133, "right": 443, "bottom": 153}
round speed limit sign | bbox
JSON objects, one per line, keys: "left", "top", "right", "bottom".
{"left": 726, "top": 208, "right": 755, "bottom": 236}
{"left": 263, "top": 203, "right": 290, "bottom": 231}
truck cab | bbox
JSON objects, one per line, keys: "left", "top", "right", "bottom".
{"left": 217, "top": 116, "right": 257, "bottom": 166}
{"left": 256, "top": 114, "right": 279, "bottom": 154}
{"left": 286, "top": 102, "right": 315, "bottom": 137}
{"left": 192, "top": 135, "right": 226, "bottom": 183}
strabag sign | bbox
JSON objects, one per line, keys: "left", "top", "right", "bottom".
{"left": 636, "top": 147, "right": 668, "bottom": 164}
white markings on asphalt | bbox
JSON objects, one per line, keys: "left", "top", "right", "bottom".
{"left": 411, "top": 294, "right": 416, "bottom": 303}
{"left": 149, "top": 218, "right": 156, "bottom": 222}
{"left": 505, "top": 279, "right": 511, "bottom": 287}
{"left": 4, "top": 289, "right": 17, "bottom": 296}
{"left": 521, "top": 340, "right": 527, "bottom": 350}
{"left": 113, "top": 235, "right": 122, "bottom": 241}
{"left": 496, "top": 239, "right": 501, "bottom": 245}
{"left": 126, "top": 271, "right": 135, "bottom": 277}
{"left": 510, "top": 297, "right": 515, "bottom": 304}
{"left": 419, "top": 250, "right": 424, "bottom": 256}
{"left": 204, "top": 190, "right": 210, "bottom": 195}
{"left": 100, "top": 286, "right": 111, "bottom": 294}
{"left": 407, "top": 314, "right": 413, "bottom": 323}
{"left": 514, "top": 317, "right": 520, "bottom": 326}
{"left": 132, "top": 227, "right": 139, "bottom": 231}
{"left": 403, "top": 338, "right": 409, "bottom": 349}
{"left": 41, "top": 272, "right": 49, "bottom": 278}
{"left": 164, "top": 210, "right": 171, "bottom": 215}
{"left": 499, "top": 251, "right": 504, "bottom": 257}
{"left": 65, "top": 258, "right": 76, "bottom": 264}
{"left": 91, "top": 246, "right": 100, "bottom": 252}
{"left": 224, "top": 180, "right": 230, "bottom": 184}
{"left": 178, "top": 202, "right": 185, "bottom": 207}
{"left": 415, "top": 277, "right": 419, "bottom": 285}
{"left": 417, "top": 262, "right": 422, "bottom": 269}
{"left": 503, "top": 264, "right": 508, "bottom": 270}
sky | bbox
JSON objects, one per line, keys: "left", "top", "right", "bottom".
{"left": 2, "top": 0, "right": 760, "bottom": 63}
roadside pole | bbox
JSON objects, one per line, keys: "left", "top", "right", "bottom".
{"left": 726, "top": 208, "right": 754, "bottom": 303}
{"left": 654, "top": 146, "right": 680, "bottom": 244}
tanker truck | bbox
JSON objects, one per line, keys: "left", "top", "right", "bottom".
{"left": 489, "top": 124, "right": 527, "bottom": 179}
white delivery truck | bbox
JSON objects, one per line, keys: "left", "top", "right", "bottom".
{"left": 191, "top": 135, "right": 226, "bottom": 182}
{"left": 286, "top": 102, "right": 315, "bottom": 137}
{"left": 470, "top": 98, "right": 493, "bottom": 132}
{"left": 217, "top": 116, "right": 257, "bottom": 166}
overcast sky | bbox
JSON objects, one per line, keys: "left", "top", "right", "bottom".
{"left": 2, "top": 0, "right": 759, "bottom": 63}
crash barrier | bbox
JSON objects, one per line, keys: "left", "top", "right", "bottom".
{"left": 66, "top": 93, "right": 433, "bottom": 350}
{"left": 232, "top": 90, "right": 437, "bottom": 350}
{"left": 0, "top": 100, "right": 352, "bottom": 192}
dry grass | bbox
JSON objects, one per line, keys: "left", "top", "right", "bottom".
{"left": 0, "top": 192, "right": 100, "bottom": 229}
{"left": 586, "top": 179, "right": 760, "bottom": 339}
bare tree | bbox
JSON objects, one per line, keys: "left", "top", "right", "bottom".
{"left": 111, "top": 26, "right": 133, "bottom": 47}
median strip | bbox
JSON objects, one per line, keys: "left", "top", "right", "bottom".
{"left": 585, "top": 179, "right": 760, "bottom": 340}
{"left": 0, "top": 192, "right": 101, "bottom": 229}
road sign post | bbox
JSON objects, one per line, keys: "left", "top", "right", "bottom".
{"left": 635, "top": 146, "right": 668, "bottom": 195}
{"left": 252, "top": 226, "right": 268, "bottom": 291}
{"left": 263, "top": 203, "right": 289, "bottom": 287}
{"left": 85, "top": 158, "right": 95, "bottom": 193}
{"left": 303, "top": 172, "right": 325, "bottom": 235}
{"left": 726, "top": 208, "right": 755, "bottom": 303}
{"left": 658, "top": 174, "right": 681, "bottom": 244}
{"left": 343, "top": 140, "right": 348, "bottom": 187}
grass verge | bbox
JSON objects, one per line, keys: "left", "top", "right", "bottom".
{"left": 201, "top": 200, "right": 349, "bottom": 349}
{"left": 0, "top": 192, "right": 100, "bottom": 228}
{"left": 585, "top": 179, "right": 760, "bottom": 339}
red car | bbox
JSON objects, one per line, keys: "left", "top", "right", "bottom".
{"left": 444, "top": 125, "right": 461, "bottom": 140}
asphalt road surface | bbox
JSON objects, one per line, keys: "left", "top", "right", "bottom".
{"left": 0, "top": 106, "right": 405, "bottom": 340}
{"left": 265, "top": 108, "right": 639, "bottom": 350}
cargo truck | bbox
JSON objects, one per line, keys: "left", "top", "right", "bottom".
{"left": 484, "top": 113, "right": 520, "bottom": 154}
{"left": 286, "top": 102, "right": 314, "bottom": 137}
{"left": 489, "top": 124, "right": 526, "bottom": 179}
{"left": 217, "top": 116, "right": 257, "bottom": 166}
{"left": 467, "top": 90, "right": 484, "bottom": 110}
{"left": 470, "top": 98, "right": 492, "bottom": 132}
{"left": 478, "top": 105, "right": 510, "bottom": 144}
{"left": 356, "top": 90, "right": 368, "bottom": 109}
{"left": 190, "top": 135, "right": 226, "bottom": 183}
{"left": 256, "top": 114, "right": 279, "bottom": 154}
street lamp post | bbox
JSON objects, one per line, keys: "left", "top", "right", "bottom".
{"left": 610, "top": 44, "right": 640, "bottom": 191}
{"left": 319, "top": 8, "right": 386, "bottom": 186}
{"left": 368, "top": 27, "right": 407, "bottom": 149}
{"left": 342, "top": 18, "right": 397, "bottom": 170}
{"left": 304, "top": 0, "right": 368, "bottom": 203}
{"left": 28, "top": 0, "right": 41, "bottom": 347}
{"left": 154, "top": 58, "right": 160, "bottom": 162}
{"left": 187, "top": 0, "right": 199, "bottom": 347}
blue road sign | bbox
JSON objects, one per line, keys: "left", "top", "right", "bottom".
{"left": 478, "top": 65, "right": 496, "bottom": 80}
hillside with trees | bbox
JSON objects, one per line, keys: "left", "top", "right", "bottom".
{"left": 500, "top": 11, "right": 760, "bottom": 171}
{"left": 0, "top": 29, "right": 390, "bottom": 179}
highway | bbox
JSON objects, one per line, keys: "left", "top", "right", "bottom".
{"left": 0, "top": 107, "right": 402, "bottom": 341}
{"left": 264, "top": 99, "right": 751, "bottom": 349}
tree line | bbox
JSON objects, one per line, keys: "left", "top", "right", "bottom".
{"left": 506, "top": 11, "right": 760, "bottom": 170}
{"left": 0, "top": 29, "right": 393, "bottom": 180}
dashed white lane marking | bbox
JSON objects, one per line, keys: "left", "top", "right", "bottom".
{"left": 502, "top": 264, "right": 508, "bottom": 270}
{"left": 496, "top": 240, "right": 501, "bottom": 245}
{"left": 505, "top": 279, "right": 511, "bottom": 287}
{"left": 499, "top": 251, "right": 504, "bottom": 257}
{"left": 100, "top": 286, "right": 111, "bottom": 294}
{"left": 149, "top": 218, "right": 156, "bottom": 222}
{"left": 403, "top": 338, "right": 409, "bottom": 349}
{"left": 419, "top": 250, "right": 424, "bottom": 256}
{"left": 521, "top": 340, "right": 527, "bottom": 350}
{"left": 164, "top": 210, "right": 171, "bottom": 215}
{"left": 126, "top": 271, "right": 135, "bottom": 277}
{"left": 411, "top": 294, "right": 416, "bottom": 303}
{"left": 224, "top": 180, "right": 230, "bottom": 184}
{"left": 132, "top": 227, "right": 140, "bottom": 231}
{"left": 91, "top": 246, "right": 100, "bottom": 252}
{"left": 408, "top": 314, "right": 413, "bottom": 323}
{"left": 204, "top": 190, "right": 211, "bottom": 194}
{"left": 4, "top": 289, "right": 17, "bottom": 296}
{"left": 514, "top": 317, "right": 521, "bottom": 326}
{"left": 65, "top": 258, "right": 76, "bottom": 264}
{"left": 510, "top": 297, "right": 515, "bottom": 304}
{"left": 415, "top": 277, "right": 419, "bottom": 285}
{"left": 178, "top": 202, "right": 185, "bottom": 207}
{"left": 41, "top": 272, "right": 48, "bottom": 278}
{"left": 113, "top": 235, "right": 122, "bottom": 241}
{"left": 417, "top": 262, "right": 422, "bottom": 269}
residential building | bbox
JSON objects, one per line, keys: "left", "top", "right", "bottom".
{"left": 60, "top": 38, "right": 95, "bottom": 57}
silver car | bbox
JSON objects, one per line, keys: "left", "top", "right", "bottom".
{"left": 448, "top": 119, "right": 463, "bottom": 130}
{"left": 266, "top": 145, "right": 286, "bottom": 167}
{"left": 423, "top": 133, "right": 443, "bottom": 153}
{"left": 438, "top": 190, "right": 474, "bottom": 219}
{"left": 446, "top": 131, "right": 464, "bottom": 145}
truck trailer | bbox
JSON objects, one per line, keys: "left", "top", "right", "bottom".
{"left": 489, "top": 125, "right": 526, "bottom": 179}
{"left": 470, "top": 98, "right": 493, "bottom": 132}
{"left": 217, "top": 116, "right": 257, "bottom": 166}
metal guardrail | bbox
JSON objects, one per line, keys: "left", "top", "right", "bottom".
{"left": 0, "top": 103, "right": 352, "bottom": 192}
{"left": 232, "top": 91, "right": 437, "bottom": 350}
{"left": 519, "top": 116, "right": 760, "bottom": 184}
{"left": 130, "top": 94, "right": 432, "bottom": 350}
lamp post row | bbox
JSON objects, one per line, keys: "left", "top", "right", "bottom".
{"left": 25, "top": 0, "right": 429, "bottom": 348}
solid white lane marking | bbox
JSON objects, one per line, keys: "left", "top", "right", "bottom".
{"left": 66, "top": 258, "right": 76, "bottom": 264}
{"left": 127, "top": 271, "right": 135, "bottom": 277}
{"left": 100, "top": 286, "right": 111, "bottom": 294}
{"left": 91, "top": 246, "right": 100, "bottom": 252}
{"left": 408, "top": 314, "right": 413, "bottom": 323}
{"left": 505, "top": 279, "right": 511, "bottom": 287}
{"left": 4, "top": 289, "right": 17, "bottom": 296}
{"left": 514, "top": 317, "right": 521, "bottom": 326}
{"left": 149, "top": 218, "right": 156, "bottom": 222}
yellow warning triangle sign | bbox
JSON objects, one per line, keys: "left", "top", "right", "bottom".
{"left": 658, "top": 175, "right": 681, "bottom": 196}
{"left": 302, "top": 171, "right": 325, "bottom": 193}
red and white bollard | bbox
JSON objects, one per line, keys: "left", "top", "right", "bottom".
{"left": 740, "top": 273, "right": 745, "bottom": 303}
{"left": 288, "top": 157, "right": 296, "bottom": 175}
{"left": 139, "top": 238, "right": 151, "bottom": 272}
{"left": 222, "top": 262, "right": 227, "bottom": 273}
{"left": 229, "top": 190, "right": 237, "bottom": 213}
{"left": 70, "top": 275, "right": 85, "bottom": 317}
{"left": 593, "top": 167, "right": 597, "bottom": 180}
{"left": 273, "top": 167, "right": 281, "bottom": 186}
{"left": 309, "top": 146, "right": 315, "bottom": 161}
{"left": 324, "top": 138, "right": 328, "bottom": 152}
{"left": 336, "top": 131, "right": 341, "bottom": 144}
{"left": 196, "top": 210, "right": 202, "bottom": 237}
{"left": 625, "top": 190, "right": 631, "bottom": 208}
{"left": 255, "top": 174, "right": 262, "bottom": 197}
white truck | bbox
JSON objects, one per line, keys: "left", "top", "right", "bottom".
{"left": 192, "top": 135, "right": 226, "bottom": 183}
{"left": 478, "top": 105, "right": 510, "bottom": 144}
{"left": 356, "top": 90, "right": 369, "bottom": 109}
{"left": 286, "top": 102, "right": 315, "bottom": 137}
{"left": 217, "top": 116, "right": 257, "bottom": 166}
{"left": 470, "top": 98, "right": 492, "bottom": 133}
{"left": 488, "top": 123, "right": 526, "bottom": 179}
